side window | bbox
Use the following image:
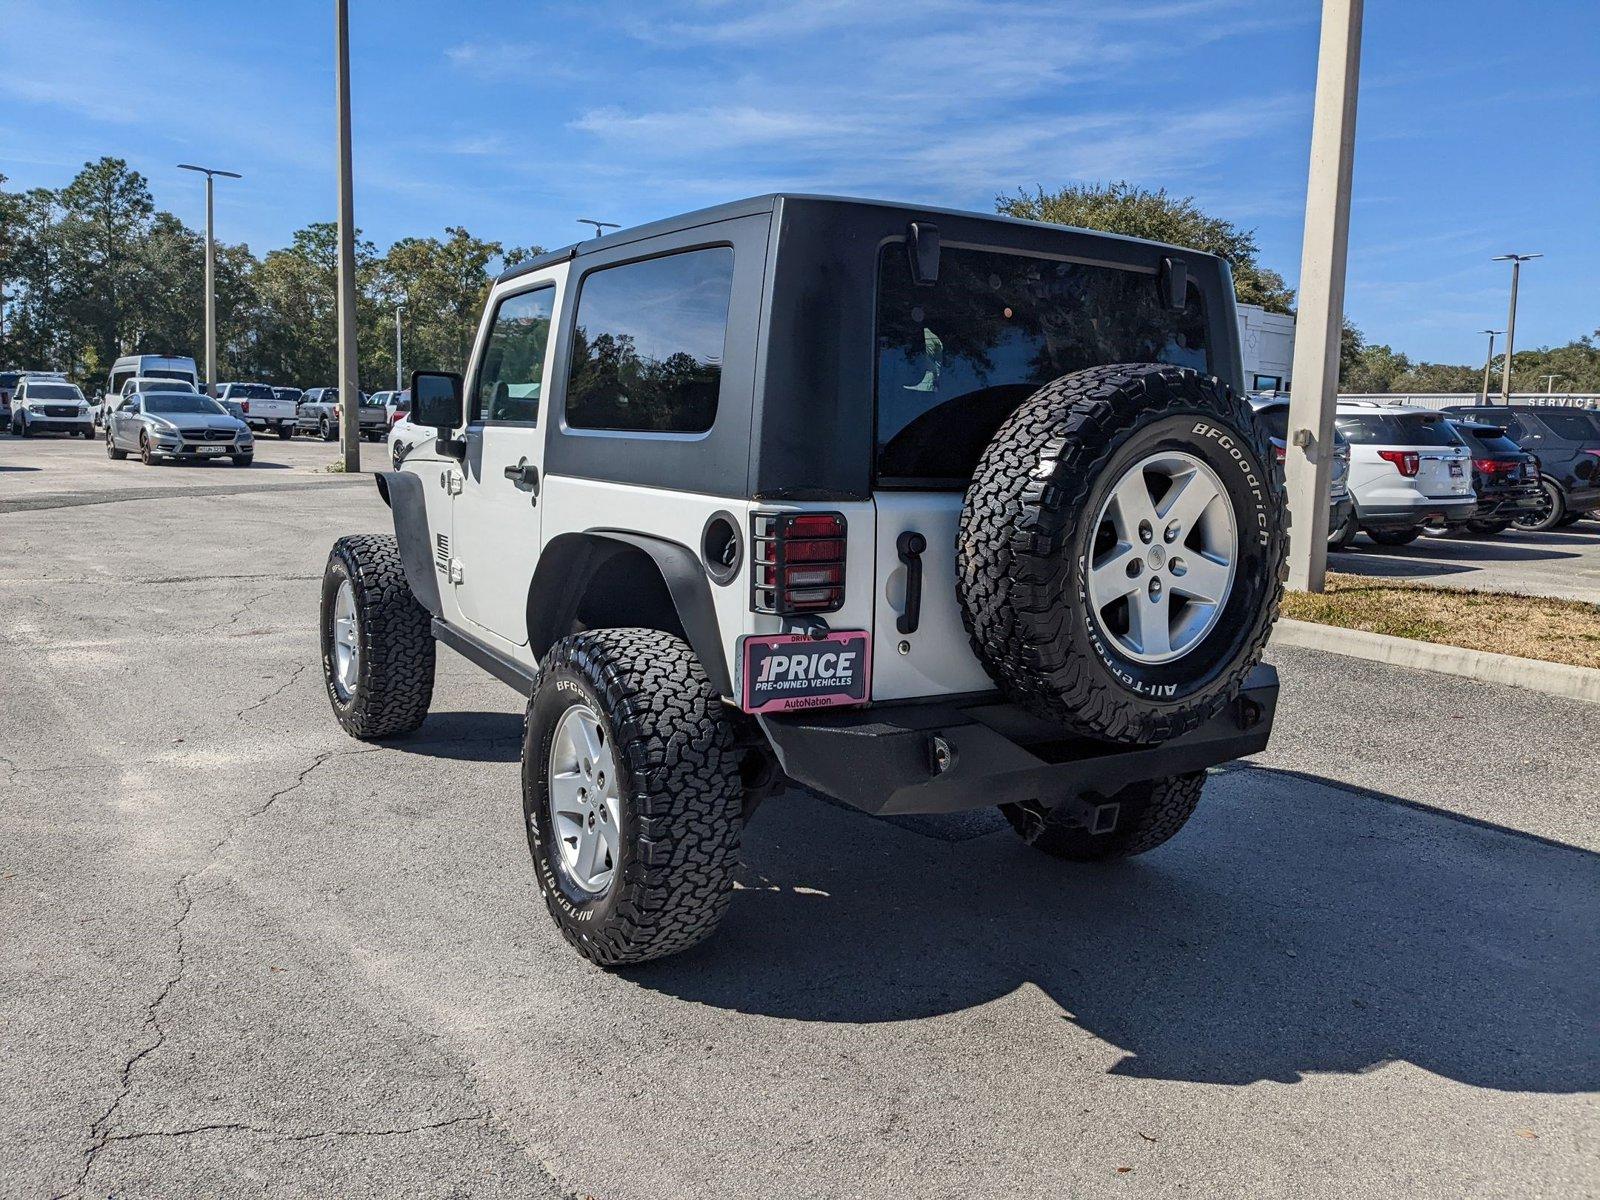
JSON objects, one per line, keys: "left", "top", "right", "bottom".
{"left": 565, "top": 247, "right": 733, "bottom": 434}
{"left": 475, "top": 286, "right": 555, "bottom": 424}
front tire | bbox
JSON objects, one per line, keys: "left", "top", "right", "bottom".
{"left": 524, "top": 629, "right": 743, "bottom": 967}
{"left": 1003, "top": 772, "right": 1207, "bottom": 861}
{"left": 139, "top": 433, "right": 155, "bottom": 465}
{"left": 231, "top": 453, "right": 253, "bottom": 467}
{"left": 320, "top": 534, "right": 435, "bottom": 739}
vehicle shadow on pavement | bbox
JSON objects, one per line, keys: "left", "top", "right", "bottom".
{"left": 1341, "top": 539, "right": 1576, "bottom": 563}
{"left": 392, "top": 710, "right": 524, "bottom": 762}
{"left": 630, "top": 764, "right": 1598, "bottom": 1094}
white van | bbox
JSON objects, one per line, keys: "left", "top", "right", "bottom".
{"left": 100, "top": 355, "right": 198, "bottom": 425}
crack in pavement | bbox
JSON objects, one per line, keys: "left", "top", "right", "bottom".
{"left": 60, "top": 746, "right": 374, "bottom": 1197}
{"left": 99, "top": 1113, "right": 490, "bottom": 1146}
{"left": 237, "top": 661, "right": 309, "bottom": 719}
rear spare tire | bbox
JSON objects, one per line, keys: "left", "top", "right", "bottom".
{"left": 958, "top": 364, "right": 1286, "bottom": 744}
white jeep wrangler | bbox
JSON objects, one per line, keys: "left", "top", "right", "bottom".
{"left": 319, "top": 195, "right": 1287, "bottom": 966}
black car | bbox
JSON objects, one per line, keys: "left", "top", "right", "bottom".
{"left": 1430, "top": 420, "right": 1543, "bottom": 535}
{"left": 1443, "top": 405, "right": 1600, "bottom": 531}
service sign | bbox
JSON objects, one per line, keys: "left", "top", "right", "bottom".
{"left": 738, "top": 631, "right": 872, "bottom": 714}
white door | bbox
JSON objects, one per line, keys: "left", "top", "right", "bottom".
{"left": 449, "top": 274, "right": 564, "bottom": 648}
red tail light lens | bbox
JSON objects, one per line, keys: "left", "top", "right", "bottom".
{"left": 1377, "top": 449, "right": 1420, "bottom": 477}
{"left": 240, "top": 398, "right": 250, "bottom": 413}
{"left": 1473, "top": 457, "right": 1513, "bottom": 474}
{"left": 751, "top": 512, "right": 847, "bottom": 614}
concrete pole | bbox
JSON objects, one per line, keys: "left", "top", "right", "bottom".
{"left": 395, "top": 306, "right": 403, "bottom": 391}
{"left": 1284, "top": 0, "right": 1363, "bottom": 594}
{"left": 203, "top": 173, "right": 215, "bottom": 395}
{"left": 1479, "top": 330, "right": 1499, "bottom": 403}
{"left": 335, "top": 0, "right": 361, "bottom": 472}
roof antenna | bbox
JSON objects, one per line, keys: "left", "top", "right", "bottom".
{"left": 578, "top": 219, "right": 620, "bottom": 239}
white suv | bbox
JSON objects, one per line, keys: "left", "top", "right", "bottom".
{"left": 1332, "top": 402, "right": 1474, "bottom": 547}
{"left": 9, "top": 376, "right": 93, "bottom": 437}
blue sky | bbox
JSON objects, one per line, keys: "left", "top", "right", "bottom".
{"left": 2, "top": 0, "right": 1595, "bottom": 364}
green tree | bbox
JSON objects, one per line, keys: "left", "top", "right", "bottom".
{"left": 996, "top": 182, "right": 1296, "bottom": 313}
{"left": 56, "top": 157, "right": 156, "bottom": 373}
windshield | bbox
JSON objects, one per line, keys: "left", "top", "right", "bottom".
{"left": 875, "top": 243, "right": 1211, "bottom": 483}
{"left": 1335, "top": 412, "right": 1464, "bottom": 447}
{"left": 29, "top": 383, "right": 83, "bottom": 400}
{"left": 146, "top": 395, "right": 227, "bottom": 416}
{"left": 360, "top": 394, "right": 383, "bottom": 407}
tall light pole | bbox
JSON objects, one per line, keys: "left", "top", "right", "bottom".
{"left": 1284, "top": 0, "right": 1363, "bottom": 593}
{"left": 1492, "top": 253, "right": 1541, "bottom": 403}
{"left": 177, "top": 164, "right": 242, "bottom": 396}
{"left": 1479, "top": 329, "right": 1502, "bottom": 403}
{"left": 1540, "top": 374, "right": 1562, "bottom": 395}
{"left": 334, "top": 0, "right": 361, "bottom": 472}
{"left": 394, "top": 304, "right": 404, "bottom": 390}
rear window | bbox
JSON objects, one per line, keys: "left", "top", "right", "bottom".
{"left": 1452, "top": 425, "right": 1521, "bottom": 455}
{"left": 875, "top": 244, "right": 1209, "bottom": 483}
{"left": 1334, "top": 412, "right": 1463, "bottom": 447}
{"left": 1255, "top": 407, "right": 1289, "bottom": 440}
{"left": 0, "top": 373, "right": 20, "bottom": 388}
{"left": 28, "top": 383, "right": 82, "bottom": 400}
{"left": 1535, "top": 411, "right": 1600, "bottom": 441}
{"left": 565, "top": 247, "right": 733, "bottom": 435}
{"left": 145, "top": 368, "right": 194, "bottom": 382}
{"left": 230, "top": 384, "right": 276, "bottom": 400}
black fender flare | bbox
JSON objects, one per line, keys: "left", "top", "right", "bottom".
{"left": 528, "top": 530, "right": 731, "bottom": 697}
{"left": 375, "top": 471, "right": 442, "bottom": 618}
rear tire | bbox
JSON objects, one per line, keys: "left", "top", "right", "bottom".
{"left": 277, "top": 424, "right": 293, "bottom": 440}
{"left": 320, "top": 417, "right": 336, "bottom": 442}
{"left": 1556, "top": 512, "right": 1582, "bottom": 528}
{"left": 1368, "top": 527, "right": 1422, "bottom": 547}
{"left": 958, "top": 364, "right": 1286, "bottom": 744}
{"left": 1003, "top": 772, "right": 1207, "bottom": 861}
{"left": 106, "top": 433, "right": 126, "bottom": 461}
{"left": 1513, "top": 480, "right": 1565, "bottom": 533}
{"left": 320, "top": 534, "right": 435, "bottom": 739}
{"left": 524, "top": 629, "right": 743, "bottom": 966}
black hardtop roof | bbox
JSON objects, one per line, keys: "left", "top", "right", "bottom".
{"left": 497, "top": 193, "right": 1226, "bottom": 285}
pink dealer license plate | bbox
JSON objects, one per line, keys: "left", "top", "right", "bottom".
{"left": 738, "top": 631, "right": 871, "bottom": 714}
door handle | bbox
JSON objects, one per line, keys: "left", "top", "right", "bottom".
{"left": 896, "top": 530, "right": 926, "bottom": 635}
{"left": 504, "top": 458, "right": 540, "bottom": 498}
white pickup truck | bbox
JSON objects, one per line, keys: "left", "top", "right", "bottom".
{"left": 217, "top": 382, "right": 298, "bottom": 439}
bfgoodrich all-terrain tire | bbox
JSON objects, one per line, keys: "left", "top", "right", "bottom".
{"left": 320, "top": 534, "right": 435, "bottom": 739}
{"left": 1001, "top": 772, "right": 1208, "bottom": 861}
{"left": 524, "top": 629, "right": 743, "bottom": 967}
{"left": 958, "top": 364, "right": 1287, "bottom": 744}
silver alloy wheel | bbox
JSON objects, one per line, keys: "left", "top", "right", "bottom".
{"left": 331, "top": 578, "right": 360, "bottom": 700}
{"left": 1086, "top": 450, "right": 1238, "bottom": 664}
{"left": 546, "top": 703, "right": 621, "bottom": 896}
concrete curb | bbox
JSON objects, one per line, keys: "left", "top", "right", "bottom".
{"left": 1269, "top": 618, "right": 1600, "bottom": 705}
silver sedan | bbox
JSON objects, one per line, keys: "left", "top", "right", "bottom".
{"left": 105, "top": 390, "right": 255, "bottom": 466}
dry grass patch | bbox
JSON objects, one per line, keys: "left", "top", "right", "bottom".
{"left": 1281, "top": 572, "right": 1600, "bottom": 669}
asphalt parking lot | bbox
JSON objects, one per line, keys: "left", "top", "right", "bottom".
{"left": 3, "top": 433, "right": 1597, "bottom": 1199}
{"left": 1330, "top": 524, "right": 1600, "bottom": 604}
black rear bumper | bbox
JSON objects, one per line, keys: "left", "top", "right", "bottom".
{"left": 758, "top": 665, "right": 1278, "bottom": 816}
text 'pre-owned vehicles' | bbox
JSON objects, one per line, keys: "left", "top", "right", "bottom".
{"left": 1443, "top": 404, "right": 1600, "bottom": 531}
{"left": 8, "top": 377, "right": 93, "bottom": 437}
{"left": 1331, "top": 403, "right": 1474, "bottom": 547}
{"left": 106, "top": 387, "right": 254, "bottom": 465}
{"left": 1429, "top": 420, "right": 1543, "bottom": 536}
{"left": 296, "top": 388, "right": 389, "bottom": 441}
{"left": 217, "top": 382, "right": 299, "bottom": 439}
{"left": 316, "top": 195, "right": 1288, "bottom": 967}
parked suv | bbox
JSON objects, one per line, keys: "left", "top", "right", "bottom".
{"left": 315, "top": 195, "right": 1287, "bottom": 966}
{"left": 9, "top": 377, "right": 93, "bottom": 437}
{"left": 1249, "top": 396, "right": 1353, "bottom": 545}
{"left": 1443, "top": 405, "right": 1600, "bottom": 531}
{"left": 1331, "top": 403, "right": 1474, "bottom": 547}
{"left": 1428, "top": 420, "right": 1543, "bottom": 536}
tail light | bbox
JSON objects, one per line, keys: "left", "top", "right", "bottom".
{"left": 1473, "top": 457, "right": 1515, "bottom": 475}
{"left": 1583, "top": 449, "right": 1600, "bottom": 460}
{"left": 240, "top": 398, "right": 249, "bottom": 413}
{"left": 390, "top": 410, "right": 404, "bottom": 424}
{"left": 1273, "top": 444, "right": 1286, "bottom": 464}
{"left": 1377, "top": 449, "right": 1419, "bottom": 477}
{"left": 751, "top": 512, "right": 846, "bottom": 615}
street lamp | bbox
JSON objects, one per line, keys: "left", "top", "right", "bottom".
{"left": 176, "top": 163, "right": 242, "bottom": 396}
{"left": 334, "top": 0, "right": 360, "bottom": 471}
{"left": 1540, "top": 374, "right": 1563, "bottom": 395}
{"left": 394, "top": 304, "right": 405, "bottom": 391}
{"left": 1491, "top": 253, "right": 1541, "bottom": 403}
{"left": 1478, "top": 329, "right": 1502, "bottom": 403}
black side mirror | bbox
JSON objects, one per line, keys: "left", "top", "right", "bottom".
{"left": 410, "top": 370, "right": 466, "bottom": 459}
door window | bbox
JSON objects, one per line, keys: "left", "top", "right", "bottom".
{"left": 475, "top": 286, "right": 556, "bottom": 424}
{"left": 564, "top": 247, "right": 733, "bottom": 434}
